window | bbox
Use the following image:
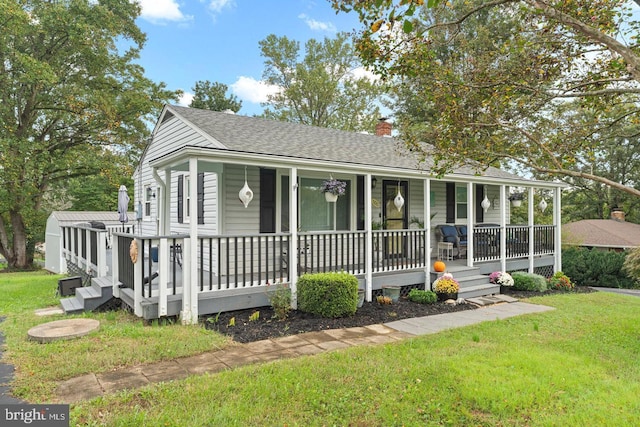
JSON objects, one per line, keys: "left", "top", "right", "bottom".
{"left": 456, "top": 185, "right": 467, "bottom": 219}
{"left": 144, "top": 186, "right": 153, "bottom": 217}
{"left": 299, "top": 178, "right": 350, "bottom": 231}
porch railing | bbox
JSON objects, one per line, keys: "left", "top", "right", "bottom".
{"left": 60, "top": 224, "right": 108, "bottom": 278}
{"left": 473, "top": 225, "right": 555, "bottom": 262}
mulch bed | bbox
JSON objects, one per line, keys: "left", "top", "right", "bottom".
{"left": 203, "top": 286, "right": 595, "bottom": 344}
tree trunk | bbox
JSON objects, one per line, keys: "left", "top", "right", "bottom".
{"left": 0, "top": 211, "right": 34, "bottom": 270}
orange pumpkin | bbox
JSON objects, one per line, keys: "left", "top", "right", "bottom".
{"left": 433, "top": 260, "right": 446, "bottom": 272}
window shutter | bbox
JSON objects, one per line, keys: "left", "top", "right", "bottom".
{"left": 177, "top": 175, "right": 183, "bottom": 224}
{"left": 259, "top": 168, "right": 276, "bottom": 233}
{"left": 475, "top": 184, "right": 484, "bottom": 224}
{"left": 446, "top": 183, "right": 455, "bottom": 223}
{"left": 197, "top": 172, "right": 204, "bottom": 225}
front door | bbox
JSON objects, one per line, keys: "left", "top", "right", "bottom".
{"left": 383, "top": 180, "right": 408, "bottom": 258}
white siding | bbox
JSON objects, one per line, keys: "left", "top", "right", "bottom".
{"left": 223, "top": 164, "right": 261, "bottom": 235}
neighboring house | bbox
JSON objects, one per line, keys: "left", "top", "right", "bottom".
{"left": 563, "top": 210, "right": 640, "bottom": 251}
{"left": 57, "top": 105, "right": 564, "bottom": 323}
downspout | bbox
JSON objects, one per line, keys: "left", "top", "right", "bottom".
{"left": 151, "top": 167, "right": 166, "bottom": 235}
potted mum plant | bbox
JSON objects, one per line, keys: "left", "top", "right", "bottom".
{"left": 320, "top": 178, "right": 347, "bottom": 202}
{"left": 433, "top": 273, "right": 460, "bottom": 301}
{"left": 489, "top": 271, "right": 514, "bottom": 293}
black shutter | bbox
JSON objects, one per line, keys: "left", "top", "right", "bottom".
{"left": 177, "top": 175, "right": 183, "bottom": 223}
{"left": 197, "top": 172, "right": 204, "bottom": 225}
{"left": 259, "top": 168, "right": 276, "bottom": 233}
{"left": 475, "top": 184, "right": 484, "bottom": 224}
{"left": 357, "top": 176, "right": 365, "bottom": 230}
{"left": 446, "top": 182, "right": 455, "bottom": 223}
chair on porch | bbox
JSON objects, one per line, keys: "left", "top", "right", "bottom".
{"left": 455, "top": 225, "right": 468, "bottom": 259}
{"left": 435, "top": 224, "right": 465, "bottom": 259}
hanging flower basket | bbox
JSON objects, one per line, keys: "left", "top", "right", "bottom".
{"left": 320, "top": 178, "right": 346, "bottom": 202}
{"left": 508, "top": 192, "right": 524, "bottom": 207}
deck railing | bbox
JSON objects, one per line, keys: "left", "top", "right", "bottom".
{"left": 60, "top": 224, "right": 108, "bottom": 278}
{"left": 473, "top": 225, "right": 555, "bottom": 262}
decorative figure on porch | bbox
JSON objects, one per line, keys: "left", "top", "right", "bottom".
{"left": 129, "top": 240, "right": 138, "bottom": 264}
{"left": 320, "top": 176, "right": 347, "bottom": 202}
{"left": 238, "top": 166, "right": 254, "bottom": 208}
{"left": 539, "top": 198, "right": 548, "bottom": 213}
{"left": 393, "top": 181, "right": 404, "bottom": 212}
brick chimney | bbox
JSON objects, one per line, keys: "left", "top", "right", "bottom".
{"left": 611, "top": 208, "right": 626, "bottom": 222}
{"left": 375, "top": 118, "right": 392, "bottom": 137}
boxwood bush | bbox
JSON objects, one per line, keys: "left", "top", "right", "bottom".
{"left": 297, "top": 272, "right": 358, "bottom": 318}
{"left": 511, "top": 271, "right": 548, "bottom": 292}
{"left": 563, "top": 247, "right": 636, "bottom": 288}
{"left": 408, "top": 289, "right": 437, "bottom": 305}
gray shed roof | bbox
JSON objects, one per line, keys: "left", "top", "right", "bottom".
{"left": 162, "top": 105, "right": 528, "bottom": 182}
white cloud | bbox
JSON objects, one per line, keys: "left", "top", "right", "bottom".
{"left": 231, "top": 76, "right": 280, "bottom": 104}
{"left": 138, "top": 0, "right": 192, "bottom": 24}
{"left": 348, "top": 66, "right": 380, "bottom": 82}
{"left": 207, "top": 0, "right": 235, "bottom": 14}
{"left": 298, "top": 13, "right": 337, "bottom": 33}
{"left": 178, "top": 91, "right": 194, "bottom": 107}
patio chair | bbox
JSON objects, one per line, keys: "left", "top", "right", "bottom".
{"left": 455, "top": 225, "right": 468, "bottom": 258}
{"left": 435, "top": 224, "right": 465, "bottom": 259}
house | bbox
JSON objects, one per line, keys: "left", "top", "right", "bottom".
{"left": 563, "top": 210, "right": 640, "bottom": 251}
{"left": 57, "top": 105, "right": 564, "bottom": 323}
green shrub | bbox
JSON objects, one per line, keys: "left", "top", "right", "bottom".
{"left": 547, "top": 271, "right": 575, "bottom": 291}
{"left": 297, "top": 272, "right": 358, "bottom": 318}
{"left": 562, "top": 247, "right": 636, "bottom": 288}
{"left": 622, "top": 247, "right": 640, "bottom": 287}
{"left": 408, "top": 289, "right": 437, "bottom": 305}
{"left": 511, "top": 271, "right": 548, "bottom": 292}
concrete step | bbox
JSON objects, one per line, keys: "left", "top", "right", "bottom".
{"left": 459, "top": 283, "right": 500, "bottom": 299}
{"left": 60, "top": 297, "right": 83, "bottom": 314}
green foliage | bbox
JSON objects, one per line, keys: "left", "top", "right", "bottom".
{"left": 189, "top": 80, "right": 242, "bottom": 113}
{"left": 623, "top": 247, "right": 640, "bottom": 286}
{"left": 297, "top": 272, "right": 358, "bottom": 318}
{"left": 563, "top": 247, "right": 636, "bottom": 289}
{"left": 407, "top": 289, "right": 437, "bottom": 304}
{"left": 258, "top": 32, "right": 384, "bottom": 132}
{"left": 547, "top": 271, "right": 575, "bottom": 291}
{"left": 0, "top": 0, "right": 178, "bottom": 269}
{"left": 267, "top": 283, "right": 292, "bottom": 320}
{"left": 511, "top": 271, "right": 548, "bottom": 292}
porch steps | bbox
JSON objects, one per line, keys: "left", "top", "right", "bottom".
{"left": 60, "top": 276, "right": 114, "bottom": 315}
{"left": 436, "top": 265, "right": 499, "bottom": 299}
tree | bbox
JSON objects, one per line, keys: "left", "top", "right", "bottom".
{"left": 0, "top": 0, "right": 178, "bottom": 269}
{"left": 189, "top": 80, "right": 242, "bottom": 113}
{"left": 258, "top": 32, "right": 384, "bottom": 132}
{"left": 333, "top": 0, "right": 640, "bottom": 197}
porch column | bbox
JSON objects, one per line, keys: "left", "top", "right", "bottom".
{"left": 181, "top": 157, "right": 199, "bottom": 325}
{"left": 499, "top": 185, "right": 507, "bottom": 272}
{"left": 290, "top": 167, "right": 298, "bottom": 309}
{"left": 424, "top": 178, "right": 431, "bottom": 290}
{"left": 554, "top": 186, "right": 562, "bottom": 272}
{"left": 365, "top": 174, "right": 373, "bottom": 302}
{"left": 466, "top": 182, "right": 473, "bottom": 267}
{"left": 152, "top": 167, "right": 168, "bottom": 235}
{"left": 528, "top": 187, "right": 535, "bottom": 273}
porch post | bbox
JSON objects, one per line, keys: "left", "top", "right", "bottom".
{"left": 499, "top": 185, "right": 507, "bottom": 272}
{"left": 554, "top": 186, "right": 562, "bottom": 272}
{"left": 163, "top": 170, "right": 171, "bottom": 235}
{"left": 97, "top": 231, "right": 107, "bottom": 277}
{"left": 365, "top": 174, "right": 373, "bottom": 301}
{"left": 133, "top": 237, "right": 143, "bottom": 317}
{"left": 111, "top": 232, "right": 120, "bottom": 298}
{"left": 290, "top": 167, "right": 298, "bottom": 309}
{"left": 85, "top": 228, "right": 91, "bottom": 274}
{"left": 466, "top": 182, "right": 473, "bottom": 267}
{"left": 152, "top": 167, "right": 168, "bottom": 235}
{"left": 528, "top": 187, "right": 535, "bottom": 273}
{"left": 424, "top": 178, "right": 431, "bottom": 290}
{"left": 181, "top": 157, "right": 199, "bottom": 325}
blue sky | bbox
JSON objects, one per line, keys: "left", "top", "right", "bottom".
{"left": 136, "top": 0, "right": 363, "bottom": 116}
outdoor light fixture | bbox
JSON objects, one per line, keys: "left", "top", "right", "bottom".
{"left": 539, "top": 198, "right": 548, "bottom": 213}
{"left": 481, "top": 186, "right": 491, "bottom": 213}
{"left": 238, "top": 167, "right": 254, "bottom": 208}
{"left": 371, "top": 176, "right": 377, "bottom": 189}
{"left": 394, "top": 181, "right": 404, "bottom": 212}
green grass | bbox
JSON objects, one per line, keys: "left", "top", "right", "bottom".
{"left": 4, "top": 272, "right": 640, "bottom": 425}
{"left": 0, "top": 271, "right": 230, "bottom": 402}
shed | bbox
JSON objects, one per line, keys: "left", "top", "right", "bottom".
{"left": 44, "top": 211, "right": 134, "bottom": 274}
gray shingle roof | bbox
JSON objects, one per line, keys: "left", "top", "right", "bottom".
{"left": 166, "top": 105, "right": 525, "bottom": 181}
{"left": 50, "top": 211, "right": 134, "bottom": 225}
{"left": 563, "top": 219, "right": 640, "bottom": 249}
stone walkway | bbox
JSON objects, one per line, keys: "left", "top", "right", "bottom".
{"left": 53, "top": 300, "right": 553, "bottom": 404}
